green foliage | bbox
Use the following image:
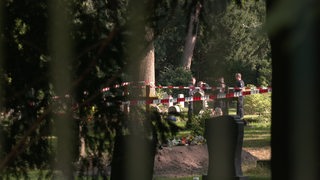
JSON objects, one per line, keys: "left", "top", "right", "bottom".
{"left": 158, "top": 67, "right": 193, "bottom": 86}
{"left": 187, "top": 109, "right": 213, "bottom": 136}
{"left": 225, "top": 1, "right": 271, "bottom": 85}
{"left": 193, "top": 0, "right": 271, "bottom": 86}
{"left": 158, "top": 67, "right": 193, "bottom": 96}
{"left": 244, "top": 93, "right": 271, "bottom": 122}
{"left": 0, "top": 108, "right": 55, "bottom": 179}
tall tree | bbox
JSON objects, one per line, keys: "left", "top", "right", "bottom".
{"left": 181, "top": 1, "right": 202, "bottom": 70}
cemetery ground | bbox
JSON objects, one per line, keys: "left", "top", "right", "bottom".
{"left": 21, "top": 108, "right": 271, "bottom": 180}
{"left": 152, "top": 111, "right": 271, "bottom": 180}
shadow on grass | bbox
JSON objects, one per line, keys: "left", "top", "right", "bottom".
{"left": 243, "top": 139, "right": 270, "bottom": 148}
{"left": 245, "top": 165, "right": 271, "bottom": 180}
{"left": 243, "top": 124, "right": 270, "bottom": 148}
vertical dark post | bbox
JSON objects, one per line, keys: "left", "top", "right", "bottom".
{"left": 187, "top": 99, "right": 193, "bottom": 126}
{"left": 110, "top": 134, "right": 155, "bottom": 180}
{"left": 203, "top": 115, "right": 247, "bottom": 180}
{"left": 124, "top": 85, "right": 129, "bottom": 115}
{"left": 267, "top": 1, "right": 320, "bottom": 179}
{"left": 146, "top": 85, "right": 150, "bottom": 113}
{"left": 0, "top": 0, "right": 4, "bottom": 167}
{"left": 48, "top": 1, "right": 75, "bottom": 179}
{"left": 224, "top": 86, "right": 229, "bottom": 115}
{"left": 110, "top": 85, "right": 156, "bottom": 180}
{"left": 193, "top": 91, "right": 203, "bottom": 115}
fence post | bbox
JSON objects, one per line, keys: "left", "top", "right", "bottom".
{"left": 124, "top": 85, "right": 129, "bottom": 115}
{"left": 178, "top": 94, "right": 185, "bottom": 108}
{"left": 225, "top": 86, "right": 230, "bottom": 115}
{"left": 146, "top": 85, "right": 150, "bottom": 113}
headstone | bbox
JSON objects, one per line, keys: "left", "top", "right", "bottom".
{"left": 162, "top": 93, "right": 173, "bottom": 107}
{"left": 168, "top": 105, "right": 181, "bottom": 115}
{"left": 203, "top": 115, "right": 248, "bottom": 180}
{"left": 193, "top": 91, "right": 204, "bottom": 115}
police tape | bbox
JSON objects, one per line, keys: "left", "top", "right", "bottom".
{"left": 120, "top": 87, "right": 271, "bottom": 106}
{"left": 101, "top": 79, "right": 273, "bottom": 92}
{"left": 101, "top": 81, "right": 155, "bottom": 92}
{"left": 102, "top": 82, "right": 266, "bottom": 92}
{"left": 154, "top": 86, "right": 260, "bottom": 91}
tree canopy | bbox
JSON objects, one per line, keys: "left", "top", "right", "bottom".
{"left": 155, "top": 0, "right": 271, "bottom": 86}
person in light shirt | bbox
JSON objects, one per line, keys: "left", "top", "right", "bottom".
{"left": 213, "top": 76, "right": 227, "bottom": 115}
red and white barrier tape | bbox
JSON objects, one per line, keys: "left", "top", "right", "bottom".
{"left": 102, "top": 82, "right": 267, "bottom": 92}
{"left": 120, "top": 87, "right": 271, "bottom": 106}
{"left": 101, "top": 80, "right": 274, "bottom": 93}
{"left": 101, "top": 81, "right": 163, "bottom": 92}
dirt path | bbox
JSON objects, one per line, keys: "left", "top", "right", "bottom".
{"left": 153, "top": 144, "right": 267, "bottom": 177}
{"left": 243, "top": 147, "right": 271, "bottom": 160}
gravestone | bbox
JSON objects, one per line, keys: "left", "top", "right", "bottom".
{"left": 203, "top": 115, "right": 248, "bottom": 180}
{"left": 168, "top": 105, "right": 181, "bottom": 115}
{"left": 193, "top": 91, "right": 204, "bottom": 115}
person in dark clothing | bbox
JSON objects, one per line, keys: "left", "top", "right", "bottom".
{"left": 187, "top": 77, "right": 196, "bottom": 125}
{"left": 235, "top": 73, "right": 245, "bottom": 120}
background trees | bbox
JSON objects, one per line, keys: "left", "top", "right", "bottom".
{"left": 156, "top": 0, "right": 271, "bottom": 86}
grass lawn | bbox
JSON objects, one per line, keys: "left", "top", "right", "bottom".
{"left": 242, "top": 121, "right": 271, "bottom": 179}
{"left": 243, "top": 122, "right": 271, "bottom": 148}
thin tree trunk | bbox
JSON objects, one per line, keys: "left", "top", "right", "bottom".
{"left": 181, "top": 2, "right": 202, "bottom": 70}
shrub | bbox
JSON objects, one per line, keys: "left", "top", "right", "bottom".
{"left": 244, "top": 93, "right": 271, "bottom": 122}
{"left": 188, "top": 109, "right": 212, "bottom": 136}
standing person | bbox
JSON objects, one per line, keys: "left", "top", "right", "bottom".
{"left": 234, "top": 73, "right": 245, "bottom": 120}
{"left": 196, "top": 81, "right": 205, "bottom": 94}
{"left": 187, "top": 77, "right": 196, "bottom": 126}
{"left": 213, "top": 76, "right": 227, "bottom": 115}
{"left": 198, "top": 80, "right": 209, "bottom": 109}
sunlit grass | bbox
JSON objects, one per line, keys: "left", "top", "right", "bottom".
{"left": 243, "top": 122, "right": 271, "bottom": 148}
{"left": 242, "top": 121, "right": 271, "bottom": 179}
{"left": 244, "top": 165, "right": 271, "bottom": 180}
{"left": 155, "top": 177, "right": 201, "bottom": 180}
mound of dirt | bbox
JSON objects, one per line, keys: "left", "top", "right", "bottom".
{"left": 153, "top": 144, "right": 258, "bottom": 177}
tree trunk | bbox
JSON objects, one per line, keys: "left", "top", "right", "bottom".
{"left": 124, "top": 1, "right": 156, "bottom": 97}
{"left": 139, "top": 26, "right": 156, "bottom": 97}
{"left": 181, "top": 2, "right": 202, "bottom": 70}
